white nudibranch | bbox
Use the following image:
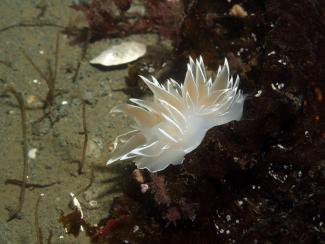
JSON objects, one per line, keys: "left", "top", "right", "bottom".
{"left": 107, "top": 56, "right": 245, "bottom": 172}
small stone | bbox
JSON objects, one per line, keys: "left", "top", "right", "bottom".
{"left": 132, "top": 169, "right": 144, "bottom": 183}
{"left": 140, "top": 184, "right": 149, "bottom": 193}
{"left": 226, "top": 215, "right": 231, "bottom": 222}
{"left": 229, "top": 4, "right": 248, "bottom": 18}
{"left": 254, "top": 90, "right": 262, "bottom": 97}
{"left": 26, "top": 95, "right": 44, "bottom": 109}
{"left": 89, "top": 200, "right": 98, "bottom": 208}
{"left": 132, "top": 225, "right": 139, "bottom": 233}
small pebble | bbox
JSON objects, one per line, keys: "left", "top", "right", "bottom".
{"left": 133, "top": 225, "right": 139, "bottom": 233}
{"left": 28, "top": 148, "right": 38, "bottom": 159}
{"left": 89, "top": 200, "right": 98, "bottom": 208}
{"left": 226, "top": 215, "right": 231, "bottom": 222}
{"left": 254, "top": 90, "right": 262, "bottom": 97}
{"left": 229, "top": 4, "right": 248, "bottom": 18}
{"left": 26, "top": 95, "right": 45, "bottom": 108}
{"left": 132, "top": 169, "right": 144, "bottom": 183}
{"left": 140, "top": 184, "right": 149, "bottom": 193}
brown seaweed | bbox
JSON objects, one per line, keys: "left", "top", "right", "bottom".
{"left": 69, "top": 0, "right": 184, "bottom": 43}
{"left": 20, "top": 33, "right": 61, "bottom": 111}
{"left": 5, "top": 179, "right": 59, "bottom": 189}
{"left": 78, "top": 98, "right": 89, "bottom": 174}
{"left": 35, "top": 195, "right": 43, "bottom": 244}
{"left": 4, "top": 86, "right": 28, "bottom": 222}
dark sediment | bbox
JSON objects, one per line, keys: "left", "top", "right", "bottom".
{"left": 95, "top": 0, "right": 325, "bottom": 243}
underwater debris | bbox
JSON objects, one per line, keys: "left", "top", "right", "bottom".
{"left": 90, "top": 41, "right": 146, "bottom": 67}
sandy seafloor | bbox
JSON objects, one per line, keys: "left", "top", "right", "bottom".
{"left": 0, "top": 1, "right": 158, "bottom": 243}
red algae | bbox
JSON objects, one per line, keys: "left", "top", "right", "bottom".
{"left": 70, "top": 0, "right": 184, "bottom": 43}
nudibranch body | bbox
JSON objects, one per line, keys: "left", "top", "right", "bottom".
{"left": 107, "top": 57, "right": 245, "bottom": 172}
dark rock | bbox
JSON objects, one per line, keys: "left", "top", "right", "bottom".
{"left": 99, "top": 1, "right": 325, "bottom": 243}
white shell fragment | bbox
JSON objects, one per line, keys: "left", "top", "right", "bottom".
{"left": 70, "top": 192, "right": 84, "bottom": 231}
{"left": 70, "top": 192, "right": 84, "bottom": 218}
{"left": 90, "top": 41, "right": 146, "bottom": 67}
{"left": 28, "top": 148, "right": 38, "bottom": 159}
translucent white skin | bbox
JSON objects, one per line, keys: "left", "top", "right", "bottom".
{"left": 107, "top": 56, "right": 245, "bottom": 172}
